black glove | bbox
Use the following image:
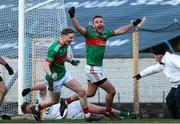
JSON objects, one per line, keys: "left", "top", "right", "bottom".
{"left": 68, "top": 6, "right": 75, "bottom": 18}
{"left": 1, "top": 114, "right": 11, "bottom": 120}
{"left": 5, "top": 63, "right": 14, "bottom": 75}
{"left": 22, "top": 88, "right": 31, "bottom": 97}
{"left": 132, "top": 18, "right": 142, "bottom": 26}
{"left": 133, "top": 74, "right": 141, "bottom": 80}
{"left": 71, "top": 60, "right": 80, "bottom": 66}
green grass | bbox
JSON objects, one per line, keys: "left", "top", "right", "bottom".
{"left": 0, "top": 119, "right": 180, "bottom": 123}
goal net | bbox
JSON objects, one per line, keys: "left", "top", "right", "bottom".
{"left": 0, "top": 0, "right": 18, "bottom": 114}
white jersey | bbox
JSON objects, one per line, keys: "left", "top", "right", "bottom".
{"left": 42, "top": 101, "right": 84, "bottom": 120}
{"left": 140, "top": 52, "right": 180, "bottom": 88}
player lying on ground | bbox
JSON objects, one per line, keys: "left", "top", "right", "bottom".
{"left": 1, "top": 100, "right": 136, "bottom": 120}
{"left": 0, "top": 83, "right": 137, "bottom": 120}
{"left": 0, "top": 57, "right": 14, "bottom": 106}
{"left": 133, "top": 45, "right": 180, "bottom": 119}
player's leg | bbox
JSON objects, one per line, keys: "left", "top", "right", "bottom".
{"left": 63, "top": 78, "right": 102, "bottom": 121}
{"left": 166, "top": 87, "right": 178, "bottom": 119}
{"left": 0, "top": 76, "right": 7, "bottom": 106}
{"left": 99, "top": 80, "right": 116, "bottom": 119}
{"left": 86, "top": 80, "right": 98, "bottom": 97}
{"left": 174, "top": 85, "right": 180, "bottom": 118}
{"left": 64, "top": 79, "right": 90, "bottom": 117}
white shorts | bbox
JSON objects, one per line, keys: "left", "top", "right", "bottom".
{"left": 85, "top": 65, "right": 106, "bottom": 83}
{"left": 66, "top": 101, "right": 85, "bottom": 119}
{"left": 45, "top": 72, "right": 73, "bottom": 92}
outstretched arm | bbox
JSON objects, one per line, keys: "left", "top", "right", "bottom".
{"left": 133, "top": 63, "right": 164, "bottom": 80}
{"left": 113, "top": 18, "right": 142, "bottom": 35}
{"left": 22, "top": 82, "right": 47, "bottom": 97}
{"left": 1, "top": 114, "right": 33, "bottom": 120}
{"left": 68, "top": 7, "right": 87, "bottom": 36}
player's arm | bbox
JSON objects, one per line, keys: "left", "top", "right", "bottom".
{"left": 113, "top": 19, "right": 142, "bottom": 35}
{"left": 22, "top": 82, "right": 46, "bottom": 97}
{"left": 133, "top": 63, "right": 163, "bottom": 80}
{"left": 1, "top": 114, "right": 33, "bottom": 120}
{"left": 0, "top": 56, "right": 14, "bottom": 75}
{"left": 171, "top": 54, "right": 180, "bottom": 69}
{"left": 65, "top": 56, "right": 80, "bottom": 66}
{"left": 68, "top": 7, "right": 87, "bottom": 36}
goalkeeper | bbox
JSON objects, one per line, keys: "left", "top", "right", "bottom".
{"left": 133, "top": 45, "right": 180, "bottom": 119}
{"left": 60, "top": 6, "right": 142, "bottom": 120}
{"left": 0, "top": 56, "right": 14, "bottom": 106}
{"left": 0, "top": 82, "right": 137, "bottom": 120}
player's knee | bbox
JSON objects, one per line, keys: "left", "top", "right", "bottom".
{"left": 86, "top": 92, "right": 96, "bottom": 97}
{"left": 109, "top": 89, "right": 116, "bottom": 96}
{"left": 77, "top": 89, "right": 86, "bottom": 97}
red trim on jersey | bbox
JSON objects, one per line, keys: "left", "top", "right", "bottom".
{"left": 86, "top": 38, "right": 106, "bottom": 46}
{"left": 54, "top": 53, "right": 67, "bottom": 63}
{"left": 46, "top": 59, "right": 52, "bottom": 64}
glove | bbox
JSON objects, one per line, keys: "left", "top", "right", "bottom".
{"left": 132, "top": 18, "right": 142, "bottom": 26}
{"left": 51, "top": 73, "right": 58, "bottom": 81}
{"left": 68, "top": 6, "right": 75, "bottom": 18}
{"left": 22, "top": 88, "right": 31, "bottom": 97}
{"left": 5, "top": 63, "right": 14, "bottom": 75}
{"left": 133, "top": 74, "right": 141, "bottom": 80}
{"left": 1, "top": 114, "right": 11, "bottom": 120}
{"left": 71, "top": 60, "right": 80, "bottom": 66}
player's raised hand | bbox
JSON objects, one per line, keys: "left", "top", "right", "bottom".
{"left": 71, "top": 60, "right": 80, "bottom": 66}
{"left": 133, "top": 74, "right": 141, "bottom": 80}
{"left": 132, "top": 18, "right": 142, "bottom": 26}
{"left": 68, "top": 6, "right": 75, "bottom": 18}
{"left": 5, "top": 63, "right": 14, "bottom": 75}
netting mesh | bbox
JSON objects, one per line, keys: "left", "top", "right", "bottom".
{"left": 0, "top": 0, "right": 18, "bottom": 114}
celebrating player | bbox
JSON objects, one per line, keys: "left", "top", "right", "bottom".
{"left": 29, "top": 28, "right": 102, "bottom": 122}
{"left": 59, "top": 6, "right": 142, "bottom": 120}
{"left": 133, "top": 45, "right": 180, "bottom": 119}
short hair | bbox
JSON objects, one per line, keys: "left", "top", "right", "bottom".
{"left": 92, "top": 15, "right": 104, "bottom": 22}
{"left": 61, "top": 28, "right": 74, "bottom": 35}
{"left": 21, "top": 102, "right": 30, "bottom": 113}
{"left": 151, "top": 45, "right": 167, "bottom": 55}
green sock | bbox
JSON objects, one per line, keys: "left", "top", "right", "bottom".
{"left": 120, "top": 112, "right": 129, "bottom": 118}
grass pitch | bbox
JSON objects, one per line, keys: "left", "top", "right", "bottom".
{"left": 0, "top": 119, "right": 180, "bottom": 123}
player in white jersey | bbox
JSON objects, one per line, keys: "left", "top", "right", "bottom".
{"left": 0, "top": 82, "right": 136, "bottom": 120}
{"left": 133, "top": 45, "right": 180, "bottom": 119}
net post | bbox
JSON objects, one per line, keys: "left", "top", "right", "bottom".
{"left": 18, "top": 0, "right": 25, "bottom": 115}
{"left": 132, "top": 31, "right": 140, "bottom": 114}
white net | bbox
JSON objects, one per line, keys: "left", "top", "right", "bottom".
{"left": 24, "top": 0, "right": 68, "bottom": 103}
{"left": 0, "top": 1, "right": 18, "bottom": 114}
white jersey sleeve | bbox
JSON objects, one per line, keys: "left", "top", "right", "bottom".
{"left": 140, "top": 63, "right": 164, "bottom": 77}
{"left": 171, "top": 54, "right": 180, "bottom": 69}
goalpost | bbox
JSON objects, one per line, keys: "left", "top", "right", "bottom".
{"left": 18, "top": 0, "right": 68, "bottom": 114}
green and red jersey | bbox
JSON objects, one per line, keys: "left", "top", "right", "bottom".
{"left": 45, "top": 40, "right": 68, "bottom": 82}
{"left": 85, "top": 28, "right": 114, "bottom": 66}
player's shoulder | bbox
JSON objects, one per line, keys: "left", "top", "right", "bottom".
{"left": 49, "top": 40, "right": 61, "bottom": 52}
